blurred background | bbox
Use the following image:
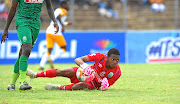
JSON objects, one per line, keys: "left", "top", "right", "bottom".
{"left": 1, "top": 0, "right": 179, "bottom": 30}
{"left": 0, "top": 0, "right": 180, "bottom": 64}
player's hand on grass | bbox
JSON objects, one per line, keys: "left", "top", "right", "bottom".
{"left": 100, "top": 77, "right": 109, "bottom": 91}
{"left": 1, "top": 30, "right": 8, "bottom": 44}
{"left": 54, "top": 22, "right": 59, "bottom": 34}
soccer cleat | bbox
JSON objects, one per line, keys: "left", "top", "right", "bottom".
{"left": 44, "top": 83, "right": 61, "bottom": 90}
{"left": 19, "top": 81, "right": 32, "bottom": 91}
{"left": 47, "top": 58, "right": 54, "bottom": 69}
{"left": 38, "top": 67, "right": 44, "bottom": 70}
{"left": 7, "top": 84, "right": 15, "bottom": 91}
{"left": 26, "top": 68, "right": 37, "bottom": 79}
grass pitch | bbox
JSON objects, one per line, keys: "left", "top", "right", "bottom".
{"left": 0, "top": 63, "right": 180, "bottom": 104}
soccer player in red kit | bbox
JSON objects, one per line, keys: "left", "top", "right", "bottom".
{"left": 27, "top": 48, "right": 121, "bottom": 91}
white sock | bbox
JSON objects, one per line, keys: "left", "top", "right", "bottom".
{"left": 50, "top": 49, "right": 64, "bottom": 61}
{"left": 50, "top": 53, "right": 60, "bottom": 61}
{"left": 40, "top": 53, "right": 50, "bottom": 68}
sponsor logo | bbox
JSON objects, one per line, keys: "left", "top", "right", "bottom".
{"left": 89, "top": 53, "right": 96, "bottom": 57}
{"left": 146, "top": 37, "right": 180, "bottom": 63}
{"left": 44, "top": 72, "right": 46, "bottom": 76}
{"left": 90, "top": 39, "right": 117, "bottom": 54}
{"left": 95, "top": 39, "right": 116, "bottom": 49}
{"left": 108, "top": 72, "right": 113, "bottom": 79}
{"left": 98, "top": 63, "right": 102, "bottom": 68}
{"left": 23, "top": 36, "right": 27, "bottom": 42}
{"left": 0, "top": 39, "right": 77, "bottom": 59}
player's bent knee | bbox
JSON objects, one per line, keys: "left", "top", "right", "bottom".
{"left": 61, "top": 46, "right": 67, "bottom": 52}
{"left": 56, "top": 69, "right": 71, "bottom": 76}
{"left": 22, "top": 43, "right": 32, "bottom": 56}
{"left": 71, "top": 82, "right": 90, "bottom": 90}
{"left": 22, "top": 48, "right": 31, "bottom": 56}
{"left": 56, "top": 69, "right": 62, "bottom": 76}
{"left": 56, "top": 69, "right": 68, "bottom": 76}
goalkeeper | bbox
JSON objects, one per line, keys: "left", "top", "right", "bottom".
{"left": 27, "top": 48, "right": 121, "bottom": 91}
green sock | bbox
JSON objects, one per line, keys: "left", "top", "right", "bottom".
{"left": 10, "top": 58, "right": 20, "bottom": 85}
{"left": 14, "top": 58, "right": 19, "bottom": 74}
{"left": 14, "top": 58, "right": 20, "bottom": 74}
{"left": 19, "top": 70, "right": 27, "bottom": 84}
{"left": 19, "top": 55, "right": 29, "bottom": 83}
{"left": 10, "top": 73, "right": 19, "bottom": 85}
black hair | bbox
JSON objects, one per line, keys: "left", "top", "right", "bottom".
{"left": 107, "top": 48, "right": 120, "bottom": 57}
{"left": 60, "top": 1, "right": 68, "bottom": 7}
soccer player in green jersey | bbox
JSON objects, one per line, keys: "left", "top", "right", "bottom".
{"left": 1, "top": 0, "right": 59, "bottom": 91}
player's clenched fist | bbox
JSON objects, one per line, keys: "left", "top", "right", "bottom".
{"left": 100, "top": 77, "right": 109, "bottom": 91}
{"left": 80, "top": 63, "right": 95, "bottom": 82}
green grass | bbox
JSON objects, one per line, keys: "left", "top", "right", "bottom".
{"left": 0, "top": 64, "right": 180, "bottom": 104}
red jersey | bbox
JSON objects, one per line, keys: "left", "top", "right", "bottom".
{"left": 88, "top": 53, "right": 121, "bottom": 88}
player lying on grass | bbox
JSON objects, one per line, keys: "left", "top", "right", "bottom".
{"left": 27, "top": 48, "right": 121, "bottom": 91}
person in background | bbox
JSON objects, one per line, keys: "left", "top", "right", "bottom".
{"left": 98, "top": 0, "right": 119, "bottom": 19}
{"left": 39, "top": 1, "right": 72, "bottom": 70}
{"left": 150, "top": 0, "right": 165, "bottom": 12}
{"left": 0, "top": 0, "right": 8, "bottom": 21}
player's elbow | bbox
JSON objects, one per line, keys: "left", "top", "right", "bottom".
{"left": 74, "top": 57, "right": 84, "bottom": 66}
{"left": 74, "top": 58, "right": 79, "bottom": 63}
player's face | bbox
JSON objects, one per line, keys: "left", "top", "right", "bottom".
{"left": 106, "top": 54, "right": 120, "bottom": 69}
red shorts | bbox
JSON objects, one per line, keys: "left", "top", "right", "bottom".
{"left": 70, "top": 67, "right": 99, "bottom": 90}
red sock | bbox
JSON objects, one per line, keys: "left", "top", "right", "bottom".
{"left": 60, "top": 84, "right": 74, "bottom": 90}
{"left": 37, "top": 69, "right": 57, "bottom": 78}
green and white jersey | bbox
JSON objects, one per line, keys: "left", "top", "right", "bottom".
{"left": 15, "top": 0, "right": 44, "bottom": 29}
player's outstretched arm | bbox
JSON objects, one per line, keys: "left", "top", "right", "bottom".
{"left": 1, "top": 0, "right": 18, "bottom": 44}
{"left": 45, "top": 0, "right": 59, "bottom": 34}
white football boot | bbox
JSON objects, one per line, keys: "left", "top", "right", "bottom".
{"left": 26, "top": 68, "right": 37, "bottom": 79}
{"left": 44, "top": 83, "right": 61, "bottom": 90}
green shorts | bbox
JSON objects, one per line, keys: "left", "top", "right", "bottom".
{"left": 17, "top": 26, "right": 40, "bottom": 48}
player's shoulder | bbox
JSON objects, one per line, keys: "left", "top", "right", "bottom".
{"left": 98, "top": 53, "right": 107, "bottom": 59}
{"left": 54, "top": 8, "right": 61, "bottom": 13}
{"left": 116, "top": 64, "right": 121, "bottom": 72}
{"left": 116, "top": 64, "right": 120, "bottom": 69}
{"left": 58, "top": 8, "right": 67, "bottom": 16}
{"left": 96, "top": 52, "right": 106, "bottom": 56}
{"left": 89, "top": 53, "right": 106, "bottom": 57}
